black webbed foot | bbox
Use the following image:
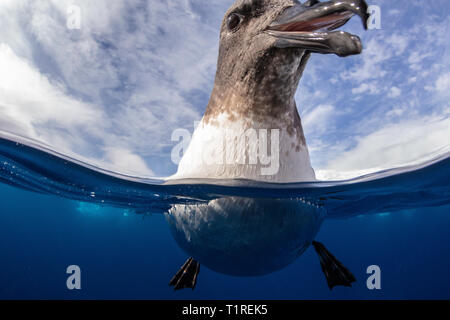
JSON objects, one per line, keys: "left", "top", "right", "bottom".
{"left": 312, "top": 241, "right": 356, "bottom": 290}
{"left": 169, "top": 257, "right": 200, "bottom": 290}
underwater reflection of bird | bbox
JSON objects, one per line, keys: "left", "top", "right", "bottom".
{"left": 167, "top": 0, "right": 369, "bottom": 290}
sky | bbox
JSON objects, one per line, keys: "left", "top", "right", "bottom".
{"left": 0, "top": 0, "right": 449, "bottom": 179}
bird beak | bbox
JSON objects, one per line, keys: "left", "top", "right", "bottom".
{"left": 266, "top": 0, "right": 370, "bottom": 57}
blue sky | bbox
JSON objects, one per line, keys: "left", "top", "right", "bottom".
{"left": 0, "top": 0, "right": 449, "bottom": 179}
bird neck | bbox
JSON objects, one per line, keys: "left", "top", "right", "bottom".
{"left": 203, "top": 82, "right": 298, "bottom": 126}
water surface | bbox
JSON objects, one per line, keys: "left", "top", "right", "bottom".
{"left": 1, "top": 131, "right": 450, "bottom": 299}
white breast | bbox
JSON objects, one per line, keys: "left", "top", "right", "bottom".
{"left": 169, "top": 113, "right": 316, "bottom": 183}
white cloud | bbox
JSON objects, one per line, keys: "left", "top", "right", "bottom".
{"left": 352, "top": 82, "right": 381, "bottom": 95}
{"left": 388, "top": 86, "right": 402, "bottom": 98}
{"left": 341, "top": 33, "right": 409, "bottom": 84}
{"left": 0, "top": 43, "right": 103, "bottom": 150}
{"left": 436, "top": 73, "right": 450, "bottom": 92}
{"left": 102, "top": 147, "right": 154, "bottom": 176}
{"left": 386, "top": 106, "right": 405, "bottom": 118}
{"left": 385, "top": 34, "right": 408, "bottom": 55}
{"left": 322, "top": 115, "right": 450, "bottom": 175}
{"left": 0, "top": 0, "right": 226, "bottom": 176}
{"left": 341, "top": 38, "right": 388, "bottom": 82}
{"left": 302, "top": 104, "right": 335, "bottom": 134}
{"left": 0, "top": 43, "right": 156, "bottom": 176}
{"left": 313, "top": 14, "right": 450, "bottom": 179}
{"left": 408, "top": 51, "right": 432, "bottom": 71}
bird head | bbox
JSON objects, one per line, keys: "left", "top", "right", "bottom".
{"left": 214, "top": 0, "right": 369, "bottom": 97}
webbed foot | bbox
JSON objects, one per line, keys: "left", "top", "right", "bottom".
{"left": 312, "top": 241, "right": 356, "bottom": 290}
{"left": 169, "top": 257, "right": 200, "bottom": 290}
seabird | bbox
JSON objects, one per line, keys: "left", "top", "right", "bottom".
{"left": 168, "top": 0, "right": 369, "bottom": 290}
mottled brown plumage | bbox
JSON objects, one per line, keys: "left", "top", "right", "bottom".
{"left": 172, "top": 0, "right": 368, "bottom": 182}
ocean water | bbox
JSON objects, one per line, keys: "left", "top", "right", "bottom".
{"left": 1, "top": 131, "right": 450, "bottom": 299}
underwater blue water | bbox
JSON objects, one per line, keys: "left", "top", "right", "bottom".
{"left": 1, "top": 131, "right": 450, "bottom": 299}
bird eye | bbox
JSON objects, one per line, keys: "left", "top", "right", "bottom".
{"left": 304, "top": 0, "right": 320, "bottom": 7}
{"left": 227, "top": 13, "right": 243, "bottom": 31}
